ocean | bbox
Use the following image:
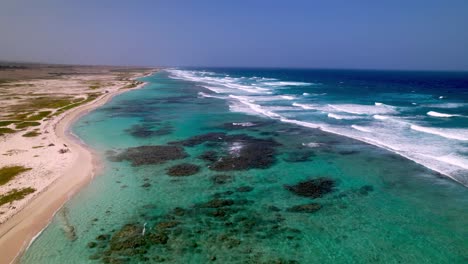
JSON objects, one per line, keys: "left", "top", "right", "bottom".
{"left": 22, "top": 69, "right": 468, "bottom": 263}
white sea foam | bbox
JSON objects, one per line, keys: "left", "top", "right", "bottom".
{"left": 302, "top": 142, "right": 322, "bottom": 148}
{"left": 232, "top": 122, "right": 255, "bottom": 127}
{"left": 292, "top": 102, "right": 318, "bottom": 110}
{"left": 281, "top": 95, "right": 295, "bottom": 100}
{"left": 427, "top": 111, "right": 460, "bottom": 118}
{"left": 434, "top": 154, "right": 468, "bottom": 170}
{"left": 198, "top": 92, "right": 224, "bottom": 99}
{"left": 351, "top": 125, "right": 373, "bottom": 133}
{"left": 169, "top": 68, "right": 468, "bottom": 186}
{"left": 327, "top": 113, "right": 360, "bottom": 120}
{"left": 279, "top": 118, "right": 322, "bottom": 129}
{"left": 229, "top": 142, "right": 244, "bottom": 156}
{"left": 423, "top": 103, "right": 465, "bottom": 108}
{"left": 229, "top": 95, "right": 281, "bottom": 118}
{"left": 373, "top": 115, "right": 390, "bottom": 120}
{"left": 410, "top": 125, "right": 468, "bottom": 141}
{"left": 263, "top": 81, "right": 312, "bottom": 87}
{"left": 328, "top": 104, "right": 397, "bottom": 115}
{"left": 328, "top": 113, "right": 344, "bottom": 120}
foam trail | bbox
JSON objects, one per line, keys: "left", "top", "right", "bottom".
{"left": 280, "top": 118, "right": 322, "bottom": 129}
{"left": 292, "top": 102, "right": 317, "bottom": 110}
{"left": 410, "top": 125, "right": 468, "bottom": 141}
{"left": 198, "top": 92, "right": 224, "bottom": 99}
{"left": 302, "top": 142, "right": 322, "bottom": 147}
{"left": 329, "top": 104, "right": 397, "bottom": 115}
{"left": 351, "top": 125, "right": 372, "bottom": 133}
{"left": 373, "top": 115, "right": 390, "bottom": 120}
{"left": 281, "top": 95, "right": 295, "bottom": 100}
{"left": 263, "top": 81, "right": 312, "bottom": 86}
{"left": 427, "top": 111, "right": 460, "bottom": 118}
{"left": 434, "top": 154, "right": 468, "bottom": 170}
{"left": 328, "top": 113, "right": 344, "bottom": 120}
{"left": 232, "top": 122, "right": 256, "bottom": 127}
{"left": 229, "top": 95, "right": 281, "bottom": 118}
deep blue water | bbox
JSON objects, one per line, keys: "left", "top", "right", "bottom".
{"left": 170, "top": 68, "right": 468, "bottom": 185}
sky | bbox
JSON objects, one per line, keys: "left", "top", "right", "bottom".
{"left": 1, "top": 0, "right": 467, "bottom": 70}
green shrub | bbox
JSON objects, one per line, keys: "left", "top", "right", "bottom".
{"left": 15, "top": 121, "right": 41, "bottom": 129}
{"left": 0, "top": 127, "right": 16, "bottom": 135}
{"left": 0, "top": 187, "right": 35, "bottom": 206}
{"left": 22, "top": 131, "right": 41, "bottom": 137}
{"left": 0, "top": 166, "right": 31, "bottom": 185}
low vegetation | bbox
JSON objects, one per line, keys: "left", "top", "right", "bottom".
{"left": 22, "top": 131, "right": 41, "bottom": 137}
{"left": 0, "top": 165, "right": 31, "bottom": 185}
{"left": 0, "top": 127, "right": 16, "bottom": 136}
{"left": 24, "top": 111, "right": 51, "bottom": 121}
{"left": 123, "top": 80, "right": 143, "bottom": 89}
{"left": 0, "top": 120, "right": 19, "bottom": 127}
{"left": 54, "top": 93, "right": 100, "bottom": 114}
{"left": 15, "top": 121, "right": 41, "bottom": 129}
{"left": 0, "top": 187, "right": 36, "bottom": 206}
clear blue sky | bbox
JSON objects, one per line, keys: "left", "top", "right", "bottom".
{"left": 1, "top": 0, "right": 467, "bottom": 70}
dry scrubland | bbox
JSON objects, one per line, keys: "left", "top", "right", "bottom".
{"left": 0, "top": 63, "right": 154, "bottom": 223}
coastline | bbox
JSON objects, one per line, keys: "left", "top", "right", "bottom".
{"left": 0, "top": 75, "right": 152, "bottom": 264}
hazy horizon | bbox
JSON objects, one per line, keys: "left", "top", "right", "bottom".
{"left": 1, "top": 0, "right": 468, "bottom": 71}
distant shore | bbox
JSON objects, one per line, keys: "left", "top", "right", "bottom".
{"left": 0, "top": 70, "right": 155, "bottom": 264}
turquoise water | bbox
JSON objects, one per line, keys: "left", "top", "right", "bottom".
{"left": 22, "top": 71, "right": 468, "bottom": 263}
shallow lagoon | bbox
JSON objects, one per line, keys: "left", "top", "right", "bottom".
{"left": 22, "top": 72, "right": 468, "bottom": 263}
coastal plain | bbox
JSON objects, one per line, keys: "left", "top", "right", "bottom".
{"left": 0, "top": 63, "right": 154, "bottom": 263}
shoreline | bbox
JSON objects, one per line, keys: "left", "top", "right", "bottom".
{"left": 0, "top": 75, "right": 152, "bottom": 264}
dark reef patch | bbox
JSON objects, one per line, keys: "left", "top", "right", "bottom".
{"left": 198, "top": 150, "right": 219, "bottom": 162}
{"left": 221, "top": 120, "right": 275, "bottom": 130}
{"left": 125, "top": 124, "right": 173, "bottom": 138}
{"left": 211, "top": 174, "right": 234, "bottom": 185}
{"left": 236, "top": 186, "right": 254, "bottom": 193}
{"left": 88, "top": 193, "right": 306, "bottom": 263}
{"left": 170, "top": 132, "right": 281, "bottom": 171}
{"left": 210, "top": 142, "right": 277, "bottom": 171}
{"left": 109, "top": 145, "right": 188, "bottom": 166}
{"left": 166, "top": 163, "right": 200, "bottom": 177}
{"left": 283, "top": 150, "right": 316, "bottom": 163}
{"left": 338, "top": 150, "right": 360, "bottom": 156}
{"left": 286, "top": 203, "right": 322, "bottom": 213}
{"left": 359, "top": 185, "right": 374, "bottom": 196}
{"left": 284, "top": 177, "right": 336, "bottom": 198}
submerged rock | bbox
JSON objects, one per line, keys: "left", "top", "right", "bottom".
{"left": 169, "top": 132, "right": 227, "bottom": 147}
{"left": 284, "top": 177, "right": 336, "bottom": 198}
{"left": 167, "top": 163, "right": 200, "bottom": 176}
{"left": 109, "top": 224, "right": 145, "bottom": 251}
{"left": 286, "top": 203, "right": 322, "bottom": 213}
{"left": 210, "top": 144, "right": 275, "bottom": 171}
{"left": 126, "top": 124, "right": 174, "bottom": 138}
{"left": 236, "top": 186, "right": 253, "bottom": 192}
{"left": 170, "top": 132, "right": 281, "bottom": 171}
{"left": 109, "top": 145, "right": 188, "bottom": 166}
{"left": 211, "top": 174, "right": 233, "bottom": 185}
{"left": 199, "top": 150, "right": 219, "bottom": 162}
{"left": 197, "top": 198, "right": 235, "bottom": 208}
{"left": 358, "top": 185, "right": 374, "bottom": 196}
{"left": 338, "top": 150, "right": 360, "bottom": 155}
{"left": 155, "top": 221, "right": 179, "bottom": 230}
{"left": 283, "top": 151, "right": 316, "bottom": 163}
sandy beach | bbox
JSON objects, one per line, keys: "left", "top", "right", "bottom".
{"left": 0, "top": 68, "right": 155, "bottom": 264}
